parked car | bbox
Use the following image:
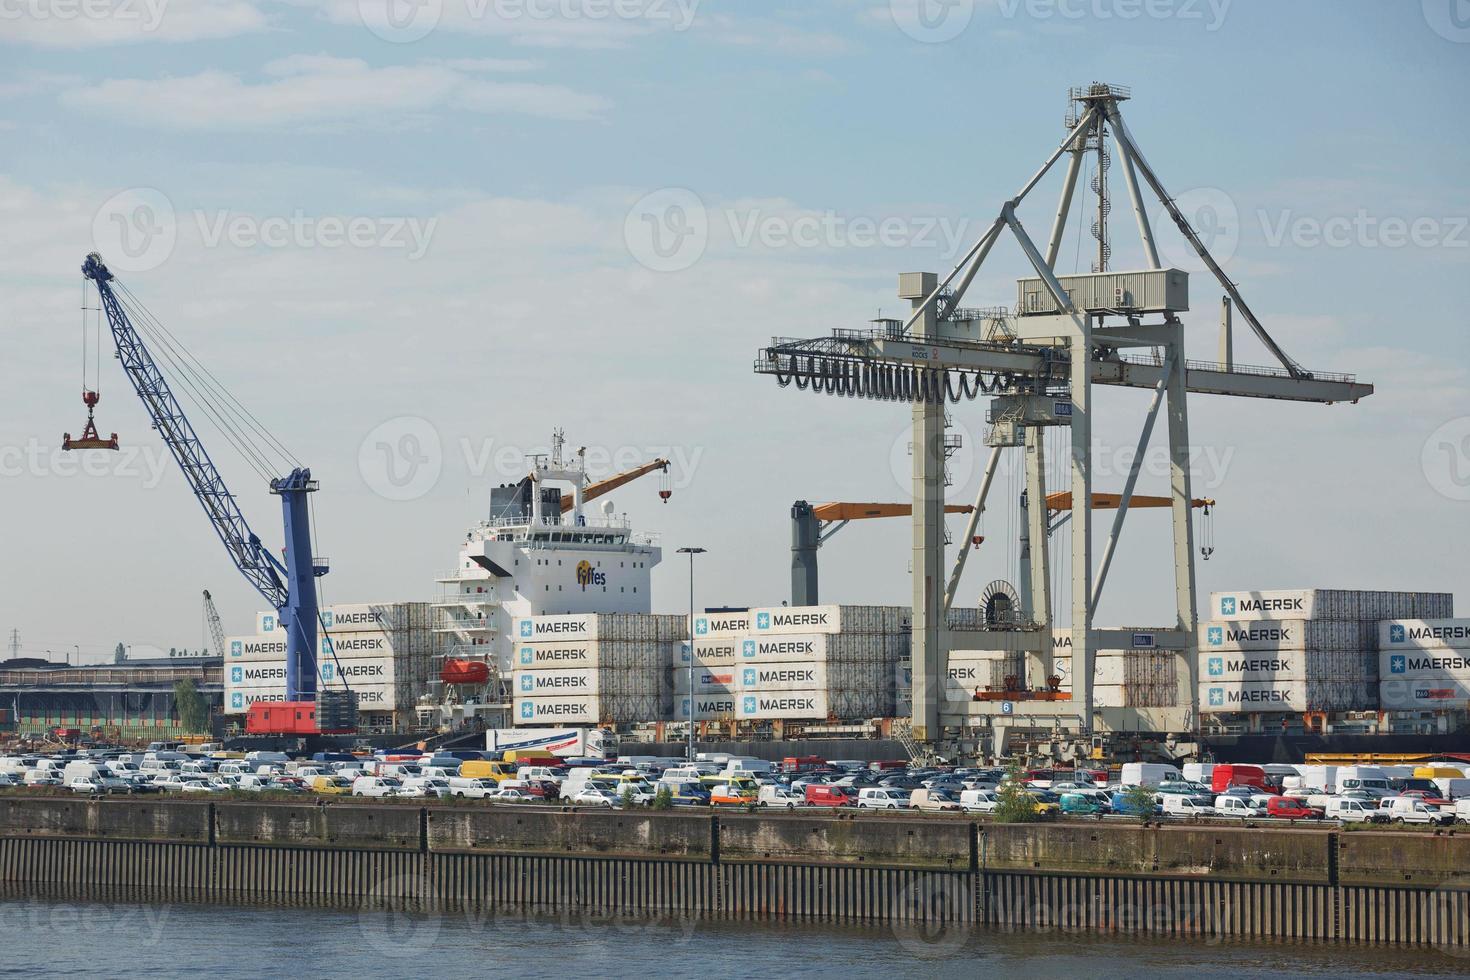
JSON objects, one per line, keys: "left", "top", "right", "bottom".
{"left": 1387, "top": 796, "right": 1454, "bottom": 826}
{"left": 447, "top": 777, "right": 499, "bottom": 799}
{"left": 856, "top": 787, "right": 910, "bottom": 810}
{"left": 1266, "top": 797, "right": 1323, "bottom": 820}
{"left": 571, "top": 787, "right": 619, "bottom": 808}
{"left": 1059, "top": 792, "right": 1108, "bottom": 816}
{"left": 757, "top": 785, "right": 806, "bottom": 809}
{"left": 351, "top": 776, "right": 405, "bottom": 798}
{"left": 959, "top": 789, "right": 999, "bottom": 813}
{"left": 910, "top": 788, "right": 961, "bottom": 812}
{"left": 805, "top": 784, "right": 856, "bottom": 807}
{"left": 487, "top": 787, "right": 536, "bottom": 803}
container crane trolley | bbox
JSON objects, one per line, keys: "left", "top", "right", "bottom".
{"left": 64, "top": 253, "right": 355, "bottom": 736}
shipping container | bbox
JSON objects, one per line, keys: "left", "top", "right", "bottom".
{"left": 256, "top": 602, "right": 433, "bottom": 636}
{"left": 512, "top": 667, "right": 663, "bottom": 698}
{"left": 1378, "top": 676, "right": 1470, "bottom": 711}
{"left": 689, "top": 611, "right": 753, "bottom": 639}
{"left": 514, "top": 612, "right": 686, "bottom": 643}
{"left": 1200, "top": 677, "right": 1378, "bottom": 714}
{"left": 224, "top": 683, "right": 394, "bottom": 715}
{"left": 1199, "top": 619, "right": 1358, "bottom": 653}
{"left": 514, "top": 641, "right": 672, "bottom": 670}
{"left": 1203, "top": 649, "right": 1377, "bottom": 683}
{"left": 1379, "top": 647, "right": 1470, "bottom": 680}
{"left": 1210, "top": 589, "right": 1452, "bottom": 623}
{"left": 515, "top": 694, "right": 666, "bottom": 726}
{"left": 1378, "top": 619, "right": 1470, "bottom": 652}
{"left": 747, "top": 605, "right": 895, "bottom": 636}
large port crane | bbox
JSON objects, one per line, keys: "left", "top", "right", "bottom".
{"left": 68, "top": 253, "right": 351, "bottom": 735}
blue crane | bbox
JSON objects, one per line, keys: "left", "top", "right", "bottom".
{"left": 76, "top": 252, "right": 326, "bottom": 703}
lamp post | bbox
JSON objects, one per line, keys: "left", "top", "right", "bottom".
{"left": 676, "top": 547, "right": 707, "bottom": 762}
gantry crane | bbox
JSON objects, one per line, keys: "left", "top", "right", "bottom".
{"left": 67, "top": 253, "right": 351, "bottom": 735}
{"left": 791, "top": 500, "right": 974, "bottom": 605}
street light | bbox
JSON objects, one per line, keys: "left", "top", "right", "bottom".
{"left": 676, "top": 547, "right": 707, "bottom": 763}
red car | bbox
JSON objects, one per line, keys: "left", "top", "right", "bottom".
{"left": 805, "top": 784, "right": 856, "bottom": 807}
{"left": 1397, "top": 790, "right": 1452, "bottom": 807}
{"left": 1266, "top": 796, "right": 1323, "bottom": 820}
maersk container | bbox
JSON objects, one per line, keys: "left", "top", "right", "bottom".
{"left": 738, "top": 662, "right": 829, "bottom": 692}
{"left": 1203, "top": 650, "right": 1379, "bottom": 684}
{"left": 672, "top": 666, "right": 742, "bottom": 695}
{"left": 515, "top": 613, "right": 683, "bottom": 644}
{"left": 512, "top": 667, "right": 662, "bottom": 698}
{"left": 515, "top": 641, "right": 672, "bottom": 670}
{"left": 748, "top": 604, "right": 890, "bottom": 636}
{"left": 224, "top": 682, "right": 395, "bottom": 715}
{"left": 1378, "top": 619, "right": 1470, "bottom": 652}
{"left": 738, "top": 690, "right": 829, "bottom": 720}
{"left": 1379, "top": 677, "right": 1470, "bottom": 711}
{"left": 1378, "top": 647, "right": 1470, "bottom": 680}
{"left": 516, "top": 693, "right": 666, "bottom": 726}
{"left": 690, "top": 611, "right": 753, "bottom": 639}
{"left": 738, "top": 633, "right": 889, "bottom": 664}
{"left": 1209, "top": 590, "right": 1365, "bottom": 622}
{"left": 676, "top": 638, "right": 744, "bottom": 667}
{"left": 1198, "top": 619, "right": 1357, "bottom": 653}
{"left": 1200, "top": 677, "right": 1377, "bottom": 714}
{"left": 225, "top": 636, "right": 289, "bottom": 661}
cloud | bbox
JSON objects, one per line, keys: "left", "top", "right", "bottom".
{"left": 59, "top": 56, "right": 611, "bottom": 128}
{"left": 0, "top": 0, "right": 268, "bottom": 48}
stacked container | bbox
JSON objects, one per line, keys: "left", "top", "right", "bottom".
{"left": 1377, "top": 619, "right": 1470, "bottom": 710}
{"left": 511, "top": 613, "right": 680, "bottom": 725}
{"left": 225, "top": 602, "right": 439, "bottom": 720}
{"left": 675, "top": 605, "right": 908, "bottom": 721}
{"left": 1198, "top": 590, "right": 1452, "bottom": 714}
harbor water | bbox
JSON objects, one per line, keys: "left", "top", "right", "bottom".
{"left": 2, "top": 892, "right": 1467, "bottom": 979}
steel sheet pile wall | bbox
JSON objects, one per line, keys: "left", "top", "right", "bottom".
{"left": 677, "top": 605, "right": 909, "bottom": 722}
{"left": 225, "top": 602, "right": 439, "bottom": 718}
{"left": 512, "top": 613, "right": 682, "bottom": 725}
{"left": 1199, "top": 590, "right": 1453, "bottom": 714}
{"left": 1378, "top": 619, "right": 1470, "bottom": 710}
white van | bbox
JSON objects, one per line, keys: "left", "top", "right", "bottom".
{"left": 351, "top": 776, "right": 404, "bottom": 798}
{"left": 1388, "top": 796, "right": 1454, "bottom": 825}
{"left": 1182, "top": 763, "right": 1214, "bottom": 784}
{"left": 1121, "top": 763, "right": 1182, "bottom": 788}
{"left": 855, "top": 787, "right": 909, "bottom": 810}
{"left": 1337, "top": 766, "right": 1392, "bottom": 799}
{"left": 1213, "top": 795, "right": 1262, "bottom": 817}
{"left": 1433, "top": 778, "right": 1470, "bottom": 801}
{"left": 516, "top": 766, "right": 564, "bottom": 786}
{"left": 1161, "top": 795, "right": 1214, "bottom": 817}
{"left": 61, "top": 761, "right": 127, "bottom": 792}
{"left": 447, "top": 777, "right": 498, "bottom": 799}
{"left": 724, "top": 759, "right": 775, "bottom": 779}
{"left": 757, "top": 785, "right": 806, "bottom": 809}
{"left": 558, "top": 767, "right": 604, "bottom": 800}
{"left": 959, "top": 789, "right": 999, "bottom": 813}
{"left": 1326, "top": 797, "right": 1382, "bottom": 822}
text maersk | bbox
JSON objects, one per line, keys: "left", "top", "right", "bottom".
{"left": 523, "top": 701, "right": 591, "bottom": 718}
{"left": 1220, "top": 627, "right": 1291, "bottom": 643}
{"left": 757, "top": 639, "right": 816, "bottom": 656}
{"left": 750, "top": 668, "right": 817, "bottom": 684}
{"left": 1224, "top": 689, "right": 1294, "bottom": 704}
{"left": 1221, "top": 657, "right": 1293, "bottom": 673}
{"left": 747, "top": 695, "right": 819, "bottom": 712}
{"left": 1229, "top": 597, "right": 1305, "bottom": 613}
{"left": 1401, "top": 625, "right": 1470, "bottom": 642}
{"left": 1404, "top": 655, "right": 1470, "bottom": 671}
{"left": 522, "top": 675, "right": 591, "bottom": 691}
{"left": 759, "top": 612, "right": 829, "bottom": 629}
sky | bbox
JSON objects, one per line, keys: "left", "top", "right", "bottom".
{"left": 1, "top": 0, "right": 1467, "bottom": 662}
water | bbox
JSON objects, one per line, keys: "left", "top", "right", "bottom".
{"left": 1, "top": 894, "right": 1466, "bottom": 979}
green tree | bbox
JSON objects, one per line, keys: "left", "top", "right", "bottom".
{"left": 114, "top": 643, "right": 126, "bottom": 665}
{"left": 173, "top": 678, "right": 207, "bottom": 733}
{"left": 992, "top": 760, "right": 1040, "bottom": 823}
{"left": 1122, "top": 783, "right": 1158, "bottom": 823}
{"left": 651, "top": 785, "right": 673, "bottom": 810}
{"left": 619, "top": 785, "right": 638, "bottom": 809}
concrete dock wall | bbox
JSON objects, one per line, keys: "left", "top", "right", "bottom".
{"left": 1, "top": 797, "right": 1467, "bottom": 947}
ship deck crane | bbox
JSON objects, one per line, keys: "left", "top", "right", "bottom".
{"left": 558, "top": 457, "right": 671, "bottom": 513}
{"left": 791, "top": 500, "right": 974, "bottom": 605}
{"left": 67, "top": 253, "right": 350, "bottom": 735}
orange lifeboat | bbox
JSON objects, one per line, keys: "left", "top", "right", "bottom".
{"left": 440, "top": 659, "right": 490, "bottom": 685}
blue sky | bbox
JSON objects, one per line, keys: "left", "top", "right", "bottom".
{"left": 2, "top": 0, "right": 1467, "bottom": 659}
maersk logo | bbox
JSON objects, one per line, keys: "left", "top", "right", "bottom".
{"left": 742, "top": 639, "right": 756, "bottom": 659}
{"left": 1390, "top": 655, "right": 1407, "bottom": 674}
{"left": 1389, "top": 624, "right": 1406, "bottom": 645}
{"left": 1219, "top": 597, "right": 1237, "bottom": 616}
{"left": 230, "top": 640, "right": 242, "bottom": 658}
{"left": 1207, "top": 627, "right": 1224, "bottom": 647}
{"left": 519, "top": 647, "right": 534, "bottom": 666}
{"left": 519, "top": 621, "right": 533, "bottom": 638}
{"left": 694, "top": 617, "right": 709, "bottom": 636}
{"left": 755, "top": 612, "right": 771, "bottom": 630}
{"left": 1208, "top": 687, "right": 1225, "bottom": 706}
{"left": 261, "top": 614, "right": 275, "bottom": 632}
{"left": 742, "top": 667, "right": 757, "bottom": 686}
{"left": 742, "top": 695, "right": 757, "bottom": 713}
{"left": 321, "top": 611, "right": 335, "bottom": 628}
{"left": 520, "top": 701, "right": 534, "bottom": 720}
{"left": 231, "top": 692, "right": 243, "bottom": 709}
{"left": 321, "top": 663, "right": 336, "bottom": 682}
{"left": 1207, "top": 657, "right": 1224, "bottom": 677}
{"left": 230, "top": 666, "right": 243, "bottom": 683}
{"left": 520, "top": 675, "right": 535, "bottom": 693}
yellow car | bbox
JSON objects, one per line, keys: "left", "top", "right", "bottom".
{"left": 310, "top": 775, "right": 353, "bottom": 796}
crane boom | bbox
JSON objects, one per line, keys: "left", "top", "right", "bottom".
{"left": 558, "top": 458, "right": 669, "bottom": 513}
{"left": 1044, "top": 491, "right": 1214, "bottom": 511}
{"left": 202, "top": 590, "right": 227, "bottom": 660}
{"left": 80, "top": 253, "right": 322, "bottom": 701}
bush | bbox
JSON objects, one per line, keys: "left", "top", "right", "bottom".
{"left": 619, "top": 785, "right": 638, "bottom": 809}
{"left": 992, "top": 760, "right": 1040, "bottom": 824}
{"left": 1122, "top": 783, "right": 1157, "bottom": 822}
{"left": 651, "top": 785, "right": 673, "bottom": 811}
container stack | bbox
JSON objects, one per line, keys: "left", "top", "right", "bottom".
{"left": 674, "top": 605, "right": 907, "bottom": 722}
{"left": 1198, "top": 589, "right": 1452, "bottom": 715}
{"left": 224, "top": 602, "right": 438, "bottom": 722}
{"left": 511, "top": 613, "right": 681, "bottom": 725}
{"left": 1377, "top": 618, "right": 1470, "bottom": 711}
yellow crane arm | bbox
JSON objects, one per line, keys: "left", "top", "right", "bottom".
{"left": 811, "top": 502, "right": 974, "bottom": 522}
{"left": 1044, "top": 492, "right": 1215, "bottom": 512}
{"left": 559, "top": 459, "right": 669, "bottom": 512}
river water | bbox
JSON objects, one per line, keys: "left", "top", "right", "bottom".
{"left": 1, "top": 894, "right": 1466, "bottom": 979}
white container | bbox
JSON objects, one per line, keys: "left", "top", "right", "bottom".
{"left": 690, "top": 611, "right": 753, "bottom": 639}
{"left": 738, "top": 662, "right": 829, "bottom": 692}
{"left": 223, "top": 682, "right": 395, "bottom": 715}
{"left": 515, "top": 693, "right": 666, "bottom": 726}
{"left": 1378, "top": 676, "right": 1470, "bottom": 711}
{"left": 226, "top": 636, "right": 288, "bottom": 661}
{"left": 1379, "top": 620, "right": 1470, "bottom": 652}
{"left": 513, "top": 668, "right": 662, "bottom": 698}
{"left": 1200, "top": 679, "right": 1307, "bottom": 713}
{"left": 1379, "top": 648, "right": 1470, "bottom": 680}
{"left": 672, "top": 667, "right": 743, "bottom": 695}
{"left": 737, "top": 690, "right": 829, "bottom": 720}
{"left": 515, "top": 641, "right": 671, "bottom": 670}
{"left": 675, "top": 638, "right": 746, "bottom": 667}
{"left": 1210, "top": 590, "right": 1361, "bottom": 622}
{"left": 748, "top": 605, "right": 889, "bottom": 636}
{"left": 1199, "top": 619, "right": 1356, "bottom": 653}
{"left": 673, "top": 694, "right": 741, "bottom": 721}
